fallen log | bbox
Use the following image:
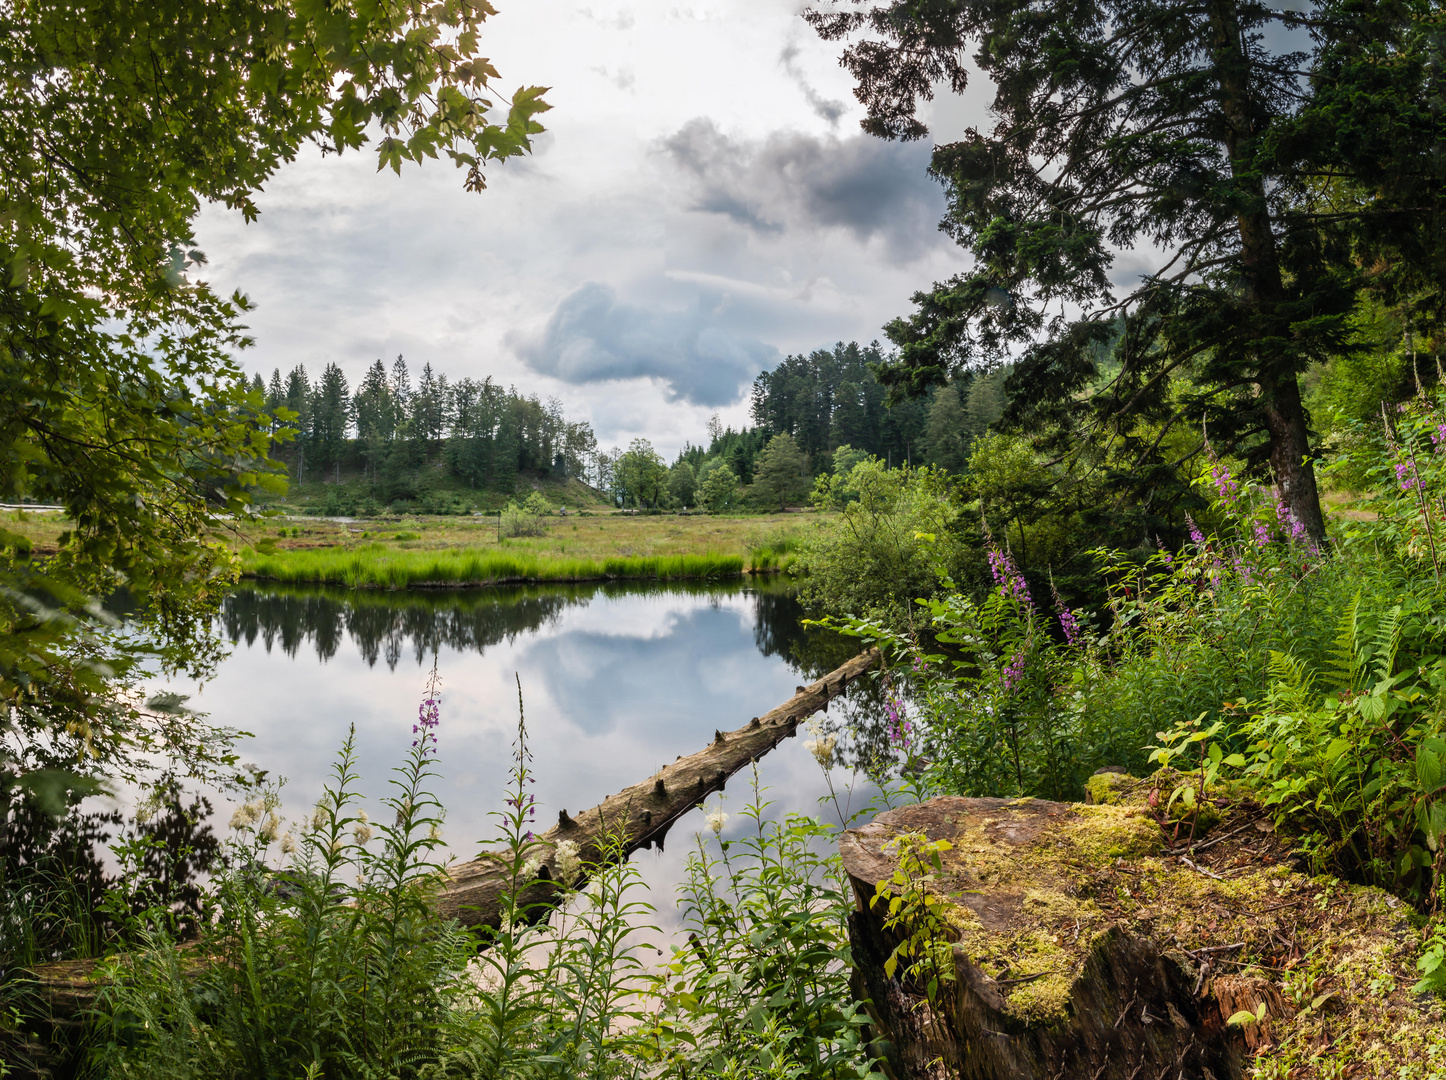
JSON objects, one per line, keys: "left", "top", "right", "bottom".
{"left": 21, "top": 646, "right": 881, "bottom": 1029}
{"left": 436, "top": 645, "right": 881, "bottom": 929}
{"left": 841, "top": 772, "right": 1443, "bottom": 1079}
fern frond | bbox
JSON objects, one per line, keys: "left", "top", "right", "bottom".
{"left": 1266, "top": 649, "right": 1316, "bottom": 710}
{"left": 1319, "top": 591, "right": 1361, "bottom": 691}
{"left": 1371, "top": 604, "right": 1404, "bottom": 684}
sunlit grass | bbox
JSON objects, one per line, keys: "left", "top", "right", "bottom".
{"left": 240, "top": 545, "right": 746, "bottom": 588}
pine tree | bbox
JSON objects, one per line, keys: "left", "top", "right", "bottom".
{"left": 923, "top": 383, "right": 971, "bottom": 473}
{"left": 312, "top": 363, "right": 351, "bottom": 476}
{"left": 750, "top": 433, "right": 811, "bottom": 510}
{"left": 389, "top": 354, "right": 411, "bottom": 414}
{"left": 807, "top": 0, "right": 1446, "bottom": 542}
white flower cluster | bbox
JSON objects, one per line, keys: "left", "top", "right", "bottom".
{"left": 229, "top": 799, "right": 264, "bottom": 831}
{"left": 803, "top": 720, "right": 839, "bottom": 769}
{"left": 553, "top": 839, "right": 582, "bottom": 888}
{"left": 353, "top": 809, "right": 374, "bottom": 845}
{"left": 703, "top": 807, "right": 728, "bottom": 836}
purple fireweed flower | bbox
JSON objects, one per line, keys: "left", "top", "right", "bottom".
{"left": 1001, "top": 651, "right": 1027, "bottom": 692}
{"left": 1231, "top": 555, "right": 1253, "bottom": 585}
{"left": 1272, "top": 491, "right": 1308, "bottom": 545}
{"left": 884, "top": 688, "right": 914, "bottom": 750}
{"left": 1433, "top": 423, "right": 1446, "bottom": 450}
{"left": 987, "top": 546, "right": 1035, "bottom": 609}
{"left": 413, "top": 695, "right": 441, "bottom": 753}
{"left": 1209, "top": 462, "right": 1239, "bottom": 501}
{"left": 1050, "top": 580, "right": 1082, "bottom": 647}
{"left": 1252, "top": 520, "right": 1271, "bottom": 547}
{"left": 1185, "top": 513, "right": 1207, "bottom": 549}
{"left": 1396, "top": 461, "right": 1421, "bottom": 492}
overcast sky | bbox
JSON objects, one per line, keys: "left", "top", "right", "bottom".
{"left": 196, "top": 0, "right": 981, "bottom": 458}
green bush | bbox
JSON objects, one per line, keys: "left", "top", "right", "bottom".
{"left": 798, "top": 461, "right": 971, "bottom": 619}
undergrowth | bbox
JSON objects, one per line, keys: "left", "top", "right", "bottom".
{"left": 79, "top": 669, "right": 888, "bottom": 1080}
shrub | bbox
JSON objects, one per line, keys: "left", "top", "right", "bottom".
{"left": 798, "top": 461, "right": 971, "bottom": 619}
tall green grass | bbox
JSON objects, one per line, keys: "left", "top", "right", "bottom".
{"left": 240, "top": 544, "right": 746, "bottom": 588}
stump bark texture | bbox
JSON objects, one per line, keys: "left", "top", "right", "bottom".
{"left": 840, "top": 782, "right": 1440, "bottom": 1080}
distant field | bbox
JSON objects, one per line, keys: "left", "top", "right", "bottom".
{"left": 235, "top": 510, "right": 828, "bottom": 587}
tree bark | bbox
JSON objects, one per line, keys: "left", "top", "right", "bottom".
{"left": 1206, "top": 0, "right": 1327, "bottom": 544}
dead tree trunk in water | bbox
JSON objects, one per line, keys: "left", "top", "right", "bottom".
{"left": 435, "top": 646, "right": 881, "bottom": 929}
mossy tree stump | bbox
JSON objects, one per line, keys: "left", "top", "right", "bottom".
{"left": 841, "top": 778, "right": 1442, "bottom": 1080}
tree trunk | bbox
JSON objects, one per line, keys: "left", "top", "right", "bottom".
{"left": 1206, "top": 0, "right": 1327, "bottom": 543}
{"left": 839, "top": 780, "right": 1437, "bottom": 1079}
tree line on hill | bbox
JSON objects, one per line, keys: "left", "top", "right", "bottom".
{"left": 248, "top": 356, "right": 597, "bottom": 504}
{"left": 250, "top": 341, "right": 1005, "bottom": 512}
{"left": 592, "top": 342, "right": 1010, "bottom": 511}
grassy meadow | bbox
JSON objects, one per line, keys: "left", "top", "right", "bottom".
{"left": 2, "top": 506, "right": 829, "bottom": 588}
{"left": 237, "top": 510, "right": 828, "bottom": 587}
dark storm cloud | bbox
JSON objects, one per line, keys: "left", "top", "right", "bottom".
{"left": 662, "top": 119, "right": 946, "bottom": 261}
{"left": 779, "top": 43, "right": 847, "bottom": 126}
{"left": 512, "top": 282, "right": 779, "bottom": 407}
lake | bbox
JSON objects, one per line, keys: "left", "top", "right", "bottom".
{"left": 154, "top": 579, "right": 887, "bottom": 931}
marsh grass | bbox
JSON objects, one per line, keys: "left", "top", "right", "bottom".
{"left": 241, "top": 546, "right": 747, "bottom": 588}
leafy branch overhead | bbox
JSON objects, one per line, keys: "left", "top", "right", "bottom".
{"left": 0, "top": 0, "right": 546, "bottom": 805}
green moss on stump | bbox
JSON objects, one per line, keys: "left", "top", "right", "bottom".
{"left": 840, "top": 779, "right": 1445, "bottom": 1079}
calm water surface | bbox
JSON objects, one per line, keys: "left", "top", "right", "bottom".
{"left": 156, "top": 580, "right": 878, "bottom": 924}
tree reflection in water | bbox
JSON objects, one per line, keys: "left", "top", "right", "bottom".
{"left": 220, "top": 578, "right": 902, "bottom": 779}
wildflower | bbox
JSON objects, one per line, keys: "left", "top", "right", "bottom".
{"left": 884, "top": 690, "right": 912, "bottom": 749}
{"left": 1273, "top": 491, "right": 1309, "bottom": 545}
{"left": 1209, "top": 460, "right": 1239, "bottom": 501}
{"left": 986, "top": 546, "right": 1034, "bottom": 608}
{"left": 554, "top": 839, "right": 582, "bottom": 888}
{"left": 1396, "top": 461, "right": 1421, "bottom": 492}
{"left": 1252, "top": 520, "right": 1271, "bottom": 547}
{"left": 353, "top": 821, "right": 375, "bottom": 845}
{"left": 703, "top": 807, "right": 728, "bottom": 836}
{"left": 259, "top": 813, "right": 281, "bottom": 844}
{"left": 229, "top": 799, "right": 263, "bottom": 831}
{"left": 329, "top": 838, "right": 343, "bottom": 854}
{"left": 1185, "top": 513, "right": 1207, "bottom": 548}
{"left": 804, "top": 733, "right": 838, "bottom": 769}
{"left": 1001, "top": 651, "right": 1027, "bottom": 692}
{"left": 1433, "top": 422, "right": 1446, "bottom": 451}
{"left": 279, "top": 832, "right": 297, "bottom": 855}
{"left": 519, "top": 854, "right": 542, "bottom": 881}
{"left": 1050, "top": 579, "right": 1082, "bottom": 647}
{"left": 428, "top": 822, "right": 443, "bottom": 842}
{"left": 311, "top": 804, "right": 328, "bottom": 833}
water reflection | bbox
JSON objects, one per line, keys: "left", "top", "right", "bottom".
{"left": 220, "top": 578, "right": 856, "bottom": 678}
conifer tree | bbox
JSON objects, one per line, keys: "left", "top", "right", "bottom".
{"left": 313, "top": 363, "right": 351, "bottom": 476}
{"left": 809, "top": 0, "right": 1446, "bottom": 542}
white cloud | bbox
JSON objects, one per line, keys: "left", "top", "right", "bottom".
{"left": 191, "top": 0, "right": 978, "bottom": 456}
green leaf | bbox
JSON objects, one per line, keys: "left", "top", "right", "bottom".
{"left": 1417, "top": 747, "right": 1443, "bottom": 793}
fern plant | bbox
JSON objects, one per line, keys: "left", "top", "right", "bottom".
{"left": 1230, "top": 595, "right": 1446, "bottom": 902}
